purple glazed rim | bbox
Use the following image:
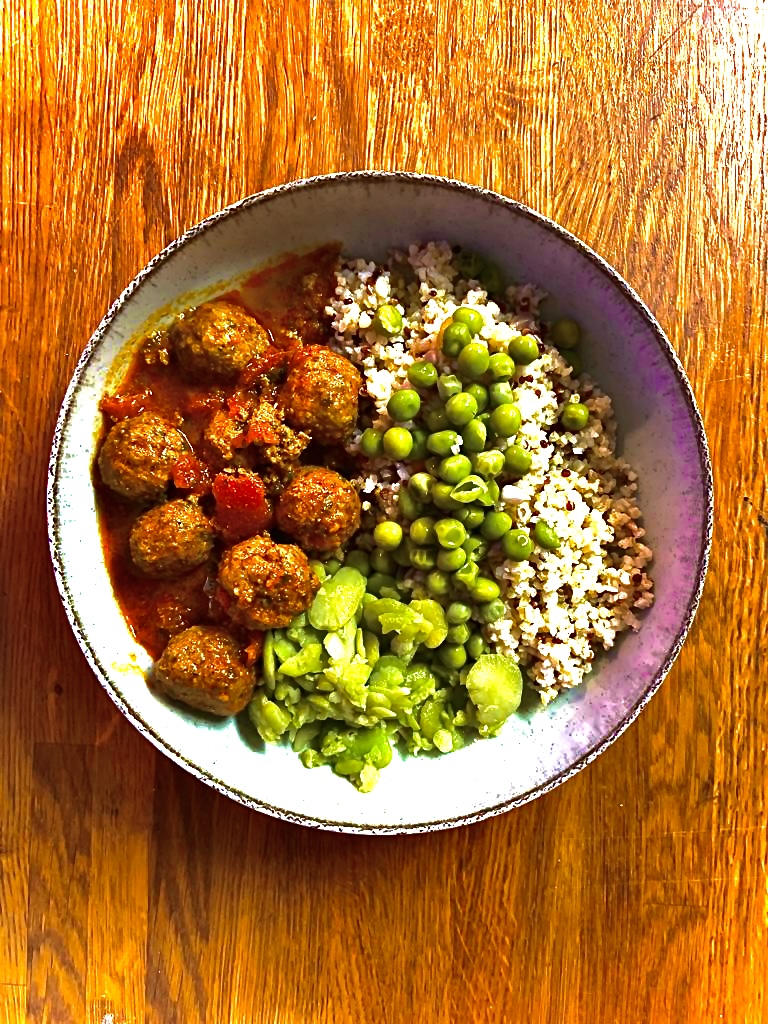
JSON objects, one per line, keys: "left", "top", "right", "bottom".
{"left": 47, "top": 171, "right": 714, "bottom": 834}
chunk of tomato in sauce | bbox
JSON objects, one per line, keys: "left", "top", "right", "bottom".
{"left": 244, "top": 632, "right": 265, "bottom": 667}
{"left": 171, "top": 454, "right": 212, "bottom": 495}
{"left": 238, "top": 347, "right": 289, "bottom": 388}
{"left": 212, "top": 472, "right": 273, "bottom": 542}
{"left": 100, "top": 389, "right": 153, "bottom": 421}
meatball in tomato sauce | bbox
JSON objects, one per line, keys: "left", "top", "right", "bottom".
{"left": 98, "top": 412, "right": 189, "bottom": 502}
{"left": 217, "top": 534, "right": 319, "bottom": 630}
{"left": 276, "top": 466, "right": 360, "bottom": 552}
{"left": 154, "top": 626, "right": 255, "bottom": 716}
{"left": 129, "top": 499, "right": 215, "bottom": 578}
{"left": 278, "top": 345, "right": 361, "bottom": 445}
{"left": 171, "top": 300, "right": 272, "bottom": 382}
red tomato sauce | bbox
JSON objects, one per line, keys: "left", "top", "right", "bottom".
{"left": 95, "top": 244, "right": 340, "bottom": 660}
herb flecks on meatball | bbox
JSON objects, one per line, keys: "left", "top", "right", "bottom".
{"left": 278, "top": 345, "right": 361, "bottom": 445}
{"left": 217, "top": 534, "right": 319, "bottom": 630}
{"left": 98, "top": 412, "right": 189, "bottom": 502}
{"left": 171, "top": 300, "right": 272, "bottom": 382}
{"left": 130, "top": 499, "right": 215, "bottom": 578}
{"left": 154, "top": 626, "right": 255, "bottom": 716}
{"left": 276, "top": 466, "right": 360, "bottom": 552}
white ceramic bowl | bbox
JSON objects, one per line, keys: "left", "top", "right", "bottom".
{"left": 48, "top": 173, "right": 712, "bottom": 833}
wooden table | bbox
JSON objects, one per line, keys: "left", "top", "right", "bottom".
{"left": 2, "top": 1, "right": 766, "bottom": 1020}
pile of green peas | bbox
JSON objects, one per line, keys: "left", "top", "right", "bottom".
{"left": 351, "top": 305, "right": 586, "bottom": 670}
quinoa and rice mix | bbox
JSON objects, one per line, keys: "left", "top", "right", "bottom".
{"left": 328, "top": 241, "right": 653, "bottom": 705}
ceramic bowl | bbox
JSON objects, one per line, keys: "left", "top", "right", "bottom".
{"left": 47, "top": 172, "right": 712, "bottom": 833}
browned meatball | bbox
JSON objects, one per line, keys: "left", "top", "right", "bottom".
{"left": 278, "top": 345, "right": 361, "bottom": 445}
{"left": 98, "top": 412, "right": 189, "bottom": 502}
{"left": 275, "top": 466, "right": 360, "bottom": 552}
{"left": 217, "top": 534, "right": 319, "bottom": 629}
{"left": 171, "top": 300, "right": 271, "bottom": 382}
{"left": 154, "top": 626, "right": 255, "bottom": 716}
{"left": 129, "top": 499, "right": 215, "bottom": 578}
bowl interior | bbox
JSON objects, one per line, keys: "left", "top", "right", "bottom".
{"left": 48, "top": 174, "right": 711, "bottom": 832}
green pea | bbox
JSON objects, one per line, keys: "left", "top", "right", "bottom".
{"left": 478, "top": 598, "right": 506, "bottom": 623}
{"left": 408, "top": 360, "right": 438, "bottom": 388}
{"left": 446, "top": 601, "right": 472, "bottom": 625}
{"left": 488, "top": 352, "right": 515, "bottom": 381}
{"left": 435, "top": 518, "right": 467, "bottom": 549}
{"left": 438, "top": 643, "right": 467, "bottom": 669}
{"left": 371, "top": 305, "right": 404, "bottom": 336}
{"left": 454, "top": 250, "right": 486, "bottom": 280}
{"left": 489, "top": 403, "right": 528, "bottom": 436}
{"left": 480, "top": 510, "right": 513, "bottom": 540}
{"left": 455, "top": 506, "right": 484, "bottom": 530}
{"left": 502, "top": 529, "right": 533, "bottom": 561}
{"left": 438, "top": 454, "right": 472, "bottom": 484}
{"left": 432, "top": 481, "right": 462, "bottom": 510}
{"left": 393, "top": 540, "right": 413, "bottom": 567}
{"left": 445, "top": 392, "right": 478, "bottom": 427}
{"left": 479, "top": 261, "right": 503, "bottom": 294}
{"left": 551, "top": 317, "right": 581, "bottom": 350}
{"left": 370, "top": 548, "right": 395, "bottom": 574}
{"left": 457, "top": 342, "right": 490, "bottom": 380}
{"left": 397, "top": 487, "right": 422, "bottom": 521}
{"left": 387, "top": 388, "right": 421, "bottom": 423}
{"left": 408, "top": 428, "right": 429, "bottom": 462}
{"left": 534, "top": 520, "right": 561, "bottom": 550}
{"left": 373, "top": 521, "right": 403, "bottom": 551}
{"left": 368, "top": 572, "right": 399, "bottom": 595}
{"left": 467, "top": 633, "right": 488, "bottom": 659}
{"left": 485, "top": 478, "right": 500, "bottom": 506}
{"left": 446, "top": 622, "right": 471, "bottom": 644}
{"left": 489, "top": 404, "right": 522, "bottom": 438}
{"left": 454, "top": 559, "right": 480, "bottom": 588}
{"left": 452, "top": 307, "right": 484, "bottom": 336}
{"left": 344, "top": 549, "right": 371, "bottom": 576}
{"left": 442, "top": 321, "right": 472, "bottom": 356}
{"left": 504, "top": 444, "right": 533, "bottom": 477}
{"left": 426, "top": 570, "right": 451, "bottom": 597}
{"left": 461, "top": 419, "right": 487, "bottom": 453}
{"left": 360, "top": 428, "right": 384, "bottom": 458}
{"left": 383, "top": 427, "right": 413, "bottom": 459}
{"left": 424, "top": 455, "right": 442, "bottom": 476}
{"left": 437, "top": 547, "right": 467, "bottom": 572}
{"left": 425, "top": 407, "right": 450, "bottom": 432}
{"left": 560, "top": 402, "right": 590, "bottom": 431}
{"left": 323, "top": 557, "right": 342, "bottom": 575}
{"left": 410, "top": 547, "right": 437, "bottom": 571}
{"left": 462, "top": 536, "right": 488, "bottom": 560}
{"left": 489, "top": 382, "right": 515, "bottom": 407}
{"left": 410, "top": 516, "right": 437, "bottom": 545}
{"left": 471, "top": 577, "right": 501, "bottom": 603}
{"left": 465, "top": 383, "right": 489, "bottom": 413}
{"left": 566, "top": 349, "right": 583, "bottom": 376}
{"left": 509, "top": 334, "right": 540, "bottom": 365}
{"left": 437, "top": 374, "right": 463, "bottom": 400}
{"left": 427, "top": 430, "right": 460, "bottom": 456}
{"left": 448, "top": 475, "right": 487, "bottom": 504}
{"left": 472, "top": 450, "right": 505, "bottom": 479}
{"left": 408, "top": 472, "right": 434, "bottom": 501}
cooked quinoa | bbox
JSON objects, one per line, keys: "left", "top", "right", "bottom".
{"left": 326, "top": 241, "right": 653, "bottom": 704}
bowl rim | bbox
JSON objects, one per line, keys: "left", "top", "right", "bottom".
{"left": 47, "top": 170, "right": 714, "bottom": 834}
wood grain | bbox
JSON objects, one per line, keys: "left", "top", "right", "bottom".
{"left": 1, "top": 0, "right": 766, "bottom": 1020}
